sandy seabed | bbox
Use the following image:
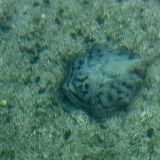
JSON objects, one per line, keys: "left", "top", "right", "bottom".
{"left": 0, "top": 0, "right": 160, "bottom": 159}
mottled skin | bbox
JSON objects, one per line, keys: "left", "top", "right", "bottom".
{"left": 63, "top": 44, "right": 160, "bottom": 120}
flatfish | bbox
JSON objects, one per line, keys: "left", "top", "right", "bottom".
{"left": 63, "top": 44, "right": 159, "bottom": 120}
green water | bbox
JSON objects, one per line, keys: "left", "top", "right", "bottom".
{"left": 0, "top": 0, "right": 160, "bottom": 159}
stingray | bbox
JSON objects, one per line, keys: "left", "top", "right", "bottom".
{"left": 63, "top": 44, "right": 160, "bottom": 120}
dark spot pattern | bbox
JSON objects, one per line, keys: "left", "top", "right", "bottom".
{"left": 63, "top": 44, "right": 153, "bottom": 120}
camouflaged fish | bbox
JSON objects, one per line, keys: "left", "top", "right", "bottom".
{"left": 63, "top": 44, "right": 160, "bottom": 120}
